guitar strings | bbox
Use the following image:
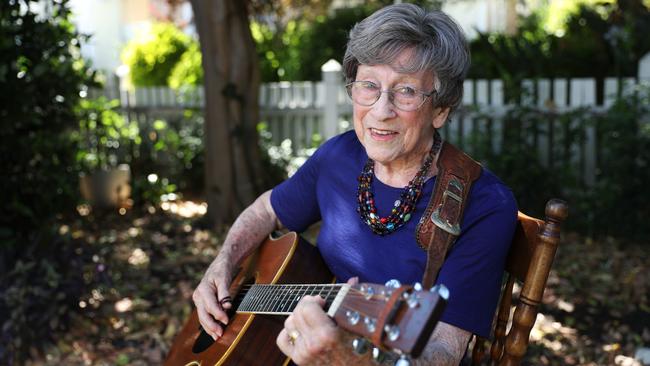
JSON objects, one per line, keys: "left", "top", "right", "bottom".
{"left": 233, "top": 284, "right": 393, "bottom": 301}
{"left": 230, "top": 284, "right": 393, "bottom": 312}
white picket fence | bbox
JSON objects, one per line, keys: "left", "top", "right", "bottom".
{"left": 94, "top": 53, "right": 650, "bottom": 185}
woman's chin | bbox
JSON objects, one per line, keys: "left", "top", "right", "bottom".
{"left": 365, "top": 149, "right": 397, "bottom": 165}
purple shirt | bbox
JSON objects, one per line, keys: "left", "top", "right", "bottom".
{"left": 271, "top": 131, "right": 517, "bottom": 338}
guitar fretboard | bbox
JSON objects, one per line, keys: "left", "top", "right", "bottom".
{"left": 235, "top": 284, "right": 344, "bottom": 315}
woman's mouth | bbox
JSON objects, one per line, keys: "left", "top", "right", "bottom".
{"left": 369, "top": 128, "right": 398, "bottom": 141}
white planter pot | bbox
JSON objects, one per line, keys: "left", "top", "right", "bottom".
{"left": 80, "top": 164, "right": 131, "bottom": 208}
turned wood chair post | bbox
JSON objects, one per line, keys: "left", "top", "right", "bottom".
{"left": 469, "top": 198, "right": 568, "bottom": 365}
{"left": 499, "top": 199, "right": 568, "bottom": 366}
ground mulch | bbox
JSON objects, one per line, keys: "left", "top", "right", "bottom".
{"left": 25, "top": 203, "right": 650, "bottom": 366}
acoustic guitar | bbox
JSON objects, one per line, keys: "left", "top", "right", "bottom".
{"left": 164, "top": 232, "right": 448, "bottom": 366}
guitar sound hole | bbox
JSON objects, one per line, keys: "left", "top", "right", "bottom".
{"left": 192, "top": 326, "right": 215, "bottom": 354}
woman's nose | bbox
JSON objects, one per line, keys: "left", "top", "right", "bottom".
{"left": 370, "top": 91, "right": 397, "bottom": 119}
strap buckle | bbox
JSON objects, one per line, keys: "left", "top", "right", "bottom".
{"left": 430, "top": 178, "right": 463, "bottom": 236}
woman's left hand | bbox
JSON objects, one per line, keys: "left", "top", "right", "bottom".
{"left": 276, "top": 295, "right": 341, "bottom": 365}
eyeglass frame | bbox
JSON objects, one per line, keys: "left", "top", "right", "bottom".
{"left": 345, "top": 80, "right": 438, "bottom": 112}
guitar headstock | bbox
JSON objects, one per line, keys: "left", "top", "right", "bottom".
{"left": 330, "top": 280, "right": 448, "bottom": 359}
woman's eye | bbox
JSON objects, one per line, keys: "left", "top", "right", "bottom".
{"left": 361, "top": 82, "right": 379, "bottom": 90}
{"left": 396, "top": 86, "right": 417, "bottom": 96}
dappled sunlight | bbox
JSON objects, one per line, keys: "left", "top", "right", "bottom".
{"left": 160, "top": 198, "right": 207, "bottom": 218}
{"left": 128, "top": 248, "right": 150, "bottom": 266}
{"left": 521, "top": 232, "right": 650, "bottom": 364}
{"left": 115, "top": 297, "right": 133, "bottom": 313}
{"left": 530, "top": 312, "right": 578, "bottom": 350}
{"left": 528, "top": 309, "right": 644, "bottom": 364}
{"left": 29, "top": 205, "right": 223, "bottom": 365}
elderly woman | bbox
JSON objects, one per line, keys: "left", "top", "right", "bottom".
{"left": 192, "top": 3, "right": 517, "bottom": 365}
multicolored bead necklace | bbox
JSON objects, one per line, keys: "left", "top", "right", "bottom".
{"left": 357, "top": 131, "right": 442, "bottom": 236}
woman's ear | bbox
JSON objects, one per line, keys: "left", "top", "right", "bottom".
{"left": 432, "top": 107, "right": 451, "bottom": 129}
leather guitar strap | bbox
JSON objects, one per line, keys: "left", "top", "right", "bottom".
{"left": 416, "top": 141, "right": 482, "bottom": 288}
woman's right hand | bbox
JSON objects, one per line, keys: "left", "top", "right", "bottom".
{"left": 192, "top": 262, "right": 233, "bottom": 340}
{"left": 191, "top": 189, "right": 280, "bottom": 341}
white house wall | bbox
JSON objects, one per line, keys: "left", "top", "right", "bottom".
{"left": 69, "top": 0, "right": 126, "bottom": 72}
{"left": 442, "top": 0, "right": 510, "bottom": 39}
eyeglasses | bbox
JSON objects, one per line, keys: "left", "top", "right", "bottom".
{"left": 345, "top": 81, "right": 437, "bottom": 112}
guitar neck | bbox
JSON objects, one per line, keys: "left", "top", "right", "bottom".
{"left": 235, "top": 283, "right": 348, "bottom": 315}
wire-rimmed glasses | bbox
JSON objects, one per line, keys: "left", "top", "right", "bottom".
{"left": 345, "top": 81, "right": 437, "bottom": 112}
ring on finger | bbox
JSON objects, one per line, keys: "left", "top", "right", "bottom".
{"left": 219, "top": 296, "right": 232, "bottom": 306}
{"left": 287, "top": 329, "right": 300, "bottom": 346}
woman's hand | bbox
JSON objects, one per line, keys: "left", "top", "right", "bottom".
{"left": 192, "top": 261, "right": 233, "bottom": 340}
{"left": 276, "top": 295, "right": 340, "bottom": 365}
{"left": 192, "top": 190, "right": 280, "bottom": 341}
{"left": 276, "top": 278, "right": 359, "bottom": 365}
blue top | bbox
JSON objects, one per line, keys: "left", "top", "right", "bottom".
{"left": 271, "top": 131, "right": 518, "bottom": 338}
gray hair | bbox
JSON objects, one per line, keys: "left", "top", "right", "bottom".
{"left": 342, "top": 3, "right": 470, "bottom": 111}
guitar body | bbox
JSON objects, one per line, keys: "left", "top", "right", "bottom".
{"left": 164, "top": 232, "right": 334, "bottom": 366}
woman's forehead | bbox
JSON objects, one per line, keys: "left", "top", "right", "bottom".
{"left": 356, "top": 63, "right": 433, "bottom": 85}
{"left": 358, "top": 48, "right": 433, "bottom": 77}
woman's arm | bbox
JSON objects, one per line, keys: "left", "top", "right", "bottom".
{"left": 192, "top": 189, "right": 281, "bottom": 340}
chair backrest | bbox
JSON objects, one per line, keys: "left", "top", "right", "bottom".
{"left": 470, "top": 199, "right": 568, "bottom": 366}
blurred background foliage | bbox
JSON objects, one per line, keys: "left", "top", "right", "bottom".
{"left": 121, "top": 22, "right": 192, "bottom": 87}
{"left": 2, "top": 0, "right": 650, "bottom": 363}
{"left": 469, "top": 85, "right": 650, "bottom": 240}
{"left": 120, "top": 0, "right": 650, "bottom": 85}
{"left": 469, "top": 0, "right": 650, "bottom": 101}
{"left": 0, "top": 0, "right": 95, "bottom": 363}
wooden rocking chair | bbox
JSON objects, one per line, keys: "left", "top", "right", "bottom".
{"left": 470, "top": 199, "right": 569, "bottom": 365}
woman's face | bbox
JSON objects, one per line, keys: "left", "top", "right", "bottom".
{"left": 352, "top": 53, "right": 448, "bottom": 168}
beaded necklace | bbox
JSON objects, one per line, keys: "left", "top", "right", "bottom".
{"left": 357, "top": 131, "right": 442, "bottom": 236}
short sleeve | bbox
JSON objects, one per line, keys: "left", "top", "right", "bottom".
{"left": 435, "top": 179, "right": 518, "bottom": 338}
{"left": 270, "top": 140, "right": 330, "bottom": 232}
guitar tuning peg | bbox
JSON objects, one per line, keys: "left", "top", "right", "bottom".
{"left": 384, "top": 279, "right": 401, "bottom": 288}
{"left": 406, "top": 292, "right": 419, "bottom": 308}
{"left": 351, "top": 337, "right": 370, "bottom": 355}
{"left": 372, "top": 347, "right": 389, "bottom": 363}
{"left": 384, "top": 324, "right": 400, "bottom": 341}
{"left": 360, "top": 284, "right": 376, "bottom": 300}
{"left": 394, "top": 354, "right": 412, "bottom": 366}
{"left": 429, "top": 283, "right": 450, "bottom": 300}
{"left": 413, "top": 282, "right": 423, "bottom": 291}
{"left": 346, "top": 310, "right": 360, "bottom": 325}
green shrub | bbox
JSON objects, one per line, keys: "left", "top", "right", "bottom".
{"left": 252, "top": 5, "right": 375, "bottom": 81}
{"left": 0, "top": 0, "right": 95, "bottom": 362}
{"left": 469, "top": 0, "right": 650, "bottom": 89}
{"left": 588, "top": 85, "right": 650, "bottom": 240}
{"left": 471, "top": 85, "right": 650, "bottom": 240}
{"left": 129, "top": 114, "right": 205, "bottom": 199}
{"left": 294, "top": 6, "right": 376, "bottom": 81}
{"left": 74, "top": 97, "right": 141, "bottom": 171}
{"left": 121, "top": 22, "right": 191, "bottom": 87}
{"left": 169, "top": 41, "right": 203, "bottom": 90}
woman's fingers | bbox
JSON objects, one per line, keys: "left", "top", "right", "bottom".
{"left": 347, "top": 276, "right": 359, "bottom": 285}
{"left": 195, "top": 300, "right": 222, "bottom": 339}
{"left": 192, "top": 277, "right": 231, "bottom": 339}
{"left": 278, "top": 295, "right": 338, "bottom": 363}
{"left": 295, "top": 295, "right": 330, "bottom": 329}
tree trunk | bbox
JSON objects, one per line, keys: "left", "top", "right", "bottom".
{"left": 190, "top": 0, "right": 266, "bottom": 226}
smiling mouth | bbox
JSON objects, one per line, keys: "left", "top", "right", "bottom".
{"left": 369, "top": 128, "right": 398, "bottom": 136}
